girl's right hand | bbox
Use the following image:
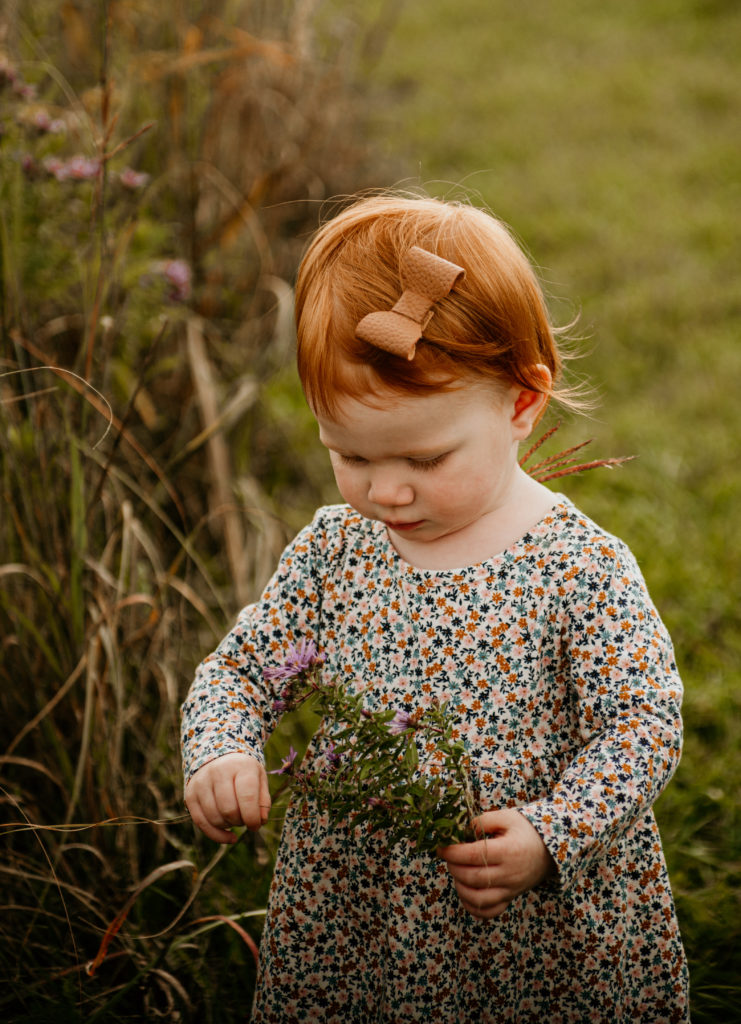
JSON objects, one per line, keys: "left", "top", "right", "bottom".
{"left": 184, "top": 752, "right": 271, "bottom": 843}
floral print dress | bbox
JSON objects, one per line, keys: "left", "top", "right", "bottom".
{"left": 181, "top": 499, "right": 690, "bottom": 1023}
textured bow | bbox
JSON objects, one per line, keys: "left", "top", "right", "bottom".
{"left": 355, "top": 246, "right": 465, "bottom": 360}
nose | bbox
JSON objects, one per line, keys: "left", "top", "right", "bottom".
{"left": 367, "top": 467, "right": 414, "bottom": 508}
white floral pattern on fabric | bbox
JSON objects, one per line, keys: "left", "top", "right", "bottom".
{"left": 181, "top": 500, "right": 690, "bottom": 1023}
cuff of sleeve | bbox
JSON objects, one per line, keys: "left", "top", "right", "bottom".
{"left": 517, "top": 801, "right": 608, "bottom": 894}
{"left": 183, "top": 739, "right": 265, "bottom": 784}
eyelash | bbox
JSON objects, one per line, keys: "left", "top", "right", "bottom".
{"left": 337, "top": 454, "right": 448, "bottom": 471}
{"left": 410, "top": 454, "right": 447, "bottom": 471}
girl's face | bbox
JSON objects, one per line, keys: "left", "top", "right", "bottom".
{"left": 316, "top": 378, "right": 550, "bottom": 568}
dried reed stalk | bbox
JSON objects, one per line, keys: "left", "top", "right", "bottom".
{"left": 520, "top": 422, "right": 634, "bottom": 482}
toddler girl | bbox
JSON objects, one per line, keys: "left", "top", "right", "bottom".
{"left": 182, "top": 194, "right": 689, "bottom": 1022}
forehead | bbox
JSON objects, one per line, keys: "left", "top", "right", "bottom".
{"left": 315, "top": 383, "right": 503, "bottom": 454}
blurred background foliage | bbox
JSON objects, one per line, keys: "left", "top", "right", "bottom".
{"left": 0, "top": 0, "right": 738, "bottom": 1020}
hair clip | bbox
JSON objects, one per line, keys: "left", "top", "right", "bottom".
{"left": 355, "top": 246, "right": 465, "bottom": 360}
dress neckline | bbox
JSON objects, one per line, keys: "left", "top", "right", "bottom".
{"left": 375, "top": 495, "right": 572, "bottom": 579}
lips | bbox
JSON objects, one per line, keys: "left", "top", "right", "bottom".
{"left": 385, "top": 520, "right": 424, "bottom": 532}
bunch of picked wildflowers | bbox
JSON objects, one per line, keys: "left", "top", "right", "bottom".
{"left": 264, "top": 641, "right": 480, "bottom": 853}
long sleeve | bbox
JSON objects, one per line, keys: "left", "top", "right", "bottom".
{"left": 180, "top": 507, "right": 346, "bottom": 781}
{"left": 518, "top": 536, "right": 683, "bottom": 892}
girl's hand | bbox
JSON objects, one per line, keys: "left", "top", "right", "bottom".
{"left": 185, "top": 752, "right": 271, "bottom": 843}
{"left": 438, "top": 808, "right": 556, "bottom": 920}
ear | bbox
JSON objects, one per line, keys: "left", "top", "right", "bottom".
{"left": 511, "top": 364, "right": 552, "bottom": 439}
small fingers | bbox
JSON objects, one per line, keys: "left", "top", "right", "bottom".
{"left": 440, "top": 834, "right": 515, "bottom": 919}
{"left": 213, "top": 775, "right": 243, "bottom": 826}
{"left": 184, "top": 754, "right": 272, "bottom": 841}
{"left": 452, "top": 878, "right": 511, "bottom": 920}
{"left": 451, "top": 864, "right": 499, "bottom": 891}
{"left": 459, "top": 898, "right": 510, "bottom": 920}
{"left": 439, "top": 833, "right": 497, "bottom": 866}
{"left": 185, "top": 788, "right": 237, "bottom": 845}
{"left": 234, "top": 766, "right": 271, "bottom": 830}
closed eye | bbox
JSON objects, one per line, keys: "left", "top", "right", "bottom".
{"left": 335, "top": 452, "right": 449, "bottom": 470}
{"left": 409, "top": 453, "right": 449, "bottom": 471}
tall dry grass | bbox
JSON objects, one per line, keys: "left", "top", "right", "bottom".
{"left": 1, "top": 2, "right": 396, "bottom": 1019}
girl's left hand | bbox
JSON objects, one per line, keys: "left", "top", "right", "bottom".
{"left": 438, "top": 808, "right": 556, "bottom": 920}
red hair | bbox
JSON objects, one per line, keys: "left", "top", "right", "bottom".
{"left": 295, "top": 193, "right": 576, "bottom": 416}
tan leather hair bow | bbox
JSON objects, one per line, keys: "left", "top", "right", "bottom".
{"left": 355, "top": 246, "right": 465, "bottom": 360}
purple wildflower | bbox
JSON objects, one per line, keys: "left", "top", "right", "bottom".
{"left": 159, "top": 259, "right": 192, "bottom": 302}
{"left": 325, "top": 742, "right": 341, "bottom": 767}
{"left": 0, "top": 58, "right": 35, "bottom": 99}
{"left": 263, "top": 663, "right": 297, "bottom": 683}
{"left": 26, "top": 108, "right": 64, "bottom": 134}
{"left": 29, "top": 108, "right": 51, "bottom": 131}
{"left": 285, "top": 638, "right": 323, "bottom": 673}
{"left": 268, "top": 746, "right": 298, "bottom": 775}
{"left": 20, "top": 153, "right": 38, "bottom": 178}
{"left": 63, "top": 154, "right": 101, "bottom": 181}
{"left": 43, "top": 154, "right": 100, "bottom": 182}
{"left": 119, "top": 166, "right": 150, "bottom": 190}
{"left": 271, "top": 698, "right": 288, "bottom": 714}
{"left": 264, "top": 639, "right": 323, "bottom": 682}
{"left": 388, "top": 709, "right": 414, "bottom": 735}
{"left": 13, "top": 80, "right": 36, "bottom": 101}
{"left": 42, "top": 155, "right": 65, "bottom": 179}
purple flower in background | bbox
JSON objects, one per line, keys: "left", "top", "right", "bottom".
{"left": 29, "top": 108, "right": 52, "bottom": 131}
{"left": 388, "top": 710, "right": 414, "bottom": 735}
{"left": 119, "top": 166, "right": 150, "bottom": 190}
{"left": 268, "top": 746, "right": 298, "bottom": 775}
{"left": 63, "top": 155, "right": 101, "bottom": 181}
{"left": 20, "top": 153, "right": 38, "bottom": 178}
{"left": 42, "top": 155, "right": 65, "bottom": 179}
{"left": 43, "top": 154, "right": 100, "bottom": 182}
{"left": 14, "top": 80, "right": 36, "bottom": 101}
{"left": 159, "top": 259, "right": 191, "bottom": 302}
{"left": 0, "top": 58, "right": 35, "bottom": 99}
{"left": 27, "top": 108, "right": 65, "bottom": 134}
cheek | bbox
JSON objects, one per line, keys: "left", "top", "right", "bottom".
{"left": 420, "top": 474, "right": 470, "bottom": 515}
{"left": 430, "top": 466, "right": 496, "bottom": 518}
{"left": 434, "top": 465, "right": 489, "bottom": 505}
{"left": 330, "top": 463, "right": 362, "bottom": 506}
